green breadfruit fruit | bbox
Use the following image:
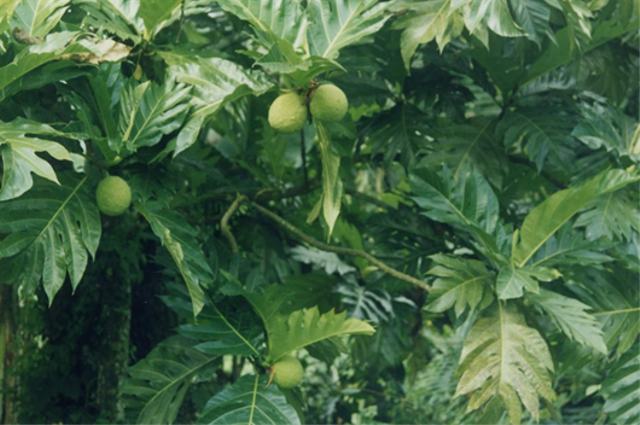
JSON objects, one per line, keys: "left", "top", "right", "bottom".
{"left": 309, "top": 84, "right": 348, "bottom": 123}
{"left": 268, "top": 92, "right": 307, "bottom": 133}
{"left": 96, "top": 176, "right": 132, "bottom": 217}
{"left": 272, "top": 355, "right": 303, "bottom": 389}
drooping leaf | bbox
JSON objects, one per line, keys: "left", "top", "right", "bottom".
{"left": 600, "top": 343, "right": 640, "bottom": 425}
{"left": 307, "top": 0, "right": 391, "bottom": 60}
{"left": 496, "top": 264, "right": 554, "bottom": 300}
{"left": 197, "top": 375, "right": 301, "bottom": 425}
{"left": 0, "top": 175, "right": 101, "bottom": 302}
{"left": 314, "top": 123, "right": 343, "bottom": 238}
{"left": 0, "top": 118, "right": 74, "bottom": 200}
{"left": 121, "top": 336, "right": 220, "bottom": 425}
{"left": 0, "top": 31, "right": 131, "bottom": 102}
{"left": 455, "top": 302, "right": 555, "bottom": 424}
{"left": 512, "top": 168, "right": 640, "bottom": 267}
{"left": 528, "top": 289, "right": 607, "bottom": 354}
{"left": 425, "top": 254, "right": 495, "bottom": 317}
{"left": 136, "top": 201, "right": 214, "bottom": 317}
{"left": 10, "top": 0, "right": 69, "bottom": 39}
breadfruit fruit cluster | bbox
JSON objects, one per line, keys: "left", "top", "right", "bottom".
{"left": 268, "top": 92, "right": 307, "bottom": 133}
{"left": 272, "top": 355, "right": 303, "bottom": 389}
{"left": 267, "top": 84, "right": 348, "bottom": 132}
{"left": 310, "top": 84, "right": 348, "bottom": 123}
{"left": 96, "top": 176, "right": 131, "bottom": 217}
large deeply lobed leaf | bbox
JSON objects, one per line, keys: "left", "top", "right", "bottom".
{"left": 455, "top": 302, "right": 555, "bottom": 424}
{"left": 0, "top": 175, "right": 100, "bottom": 302}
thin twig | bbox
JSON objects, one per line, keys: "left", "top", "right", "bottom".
{"left": 220, "top": 195, "right": 247, "bottom": 253}
{"left": 252, "top": 202, "right": 430, "bottom": 291}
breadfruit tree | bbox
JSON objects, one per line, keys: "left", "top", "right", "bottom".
{"left": 0, "top": 1, "right": 638, "bottom": 424}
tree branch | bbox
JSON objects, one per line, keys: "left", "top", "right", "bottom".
{"left": 251, "top": 202, "right": 430, "bottom": 291}
{"left": 220, "top": 195, "right": 247, "bottom": 253}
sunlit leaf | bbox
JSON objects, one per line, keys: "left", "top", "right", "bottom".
{"left": 455, "top": 302, "right": 555, "bottom": 424}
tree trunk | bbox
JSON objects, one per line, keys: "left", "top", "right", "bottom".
{"left": 0, "top": 285, "right": 17, "bottom": 424}
{"left": 95, "top": 274, "right": 132, "bottom": 421}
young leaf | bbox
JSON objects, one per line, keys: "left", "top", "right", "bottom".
{"left": 0, "top": 175, "right": 101, "bottom": 302}
{"left": 264, "top": 306, "right": 375, "bottom": 363}
{"left": 496, "top": 264, "right": 554, "bottom": 300}
{"left": 425, "top": 254, "right": 495, "bottom": 316}
{"left": 512, "top": 168, "right": 640, "bottom": 267}
{"left": 0, "top": 118, "right": 74, "bottom": 200}
{"left": 455, "top": 302, "right": 555, "bottom": 424}
{"left": 197, "top": 375, "right": 301, "bottom": 425}
{"left": 121, "top": 336, "right": 220, "bottom": 425}
{"left": 528, "top": 289, "right": 607, "bottom": 354}
{"left": 316, "top": 123, "right": 343, "bottom": 238}
{"left": 136, "top": 201, "right": 214, "bottom": 317}
{"left": 600, "top": 343, "right": 640, "bottom": 425}
{"left": 307, "top": 0, "right": 391, "bottom": 60}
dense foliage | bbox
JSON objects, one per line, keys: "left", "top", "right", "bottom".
{"left": 0, "top": 0, "right": 638, "bottom": 424}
